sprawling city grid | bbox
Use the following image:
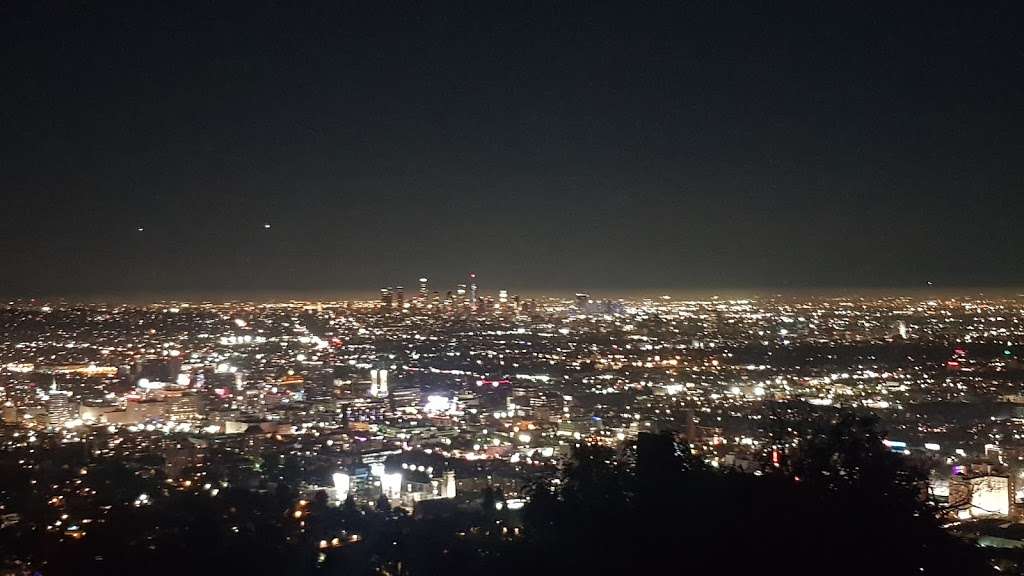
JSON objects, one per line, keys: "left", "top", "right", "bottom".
{"left": 3, "top": 277, "right": 1024, "bottom": 572}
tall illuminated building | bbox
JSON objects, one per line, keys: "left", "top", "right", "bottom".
{"left": 45, "top": 381, "right": 75, "bottom": 428}
{"left": 370, "top": 368, "right": 389, "bottom": 398}
{"left": 167, "top": 393, "right": 205, "bottom": 423}
{"left": 441, "top": 470, "right": 457, "bottom": 499}
{"left": 395, "top": 286, "right": 405, "bottom": 309}
{"left": 380, "top": 287, "right": 393, "bottom": 309}
{"left": 898, "top": 320, "right": 909, "bottom": 339}
{"left": 332, "top": 472, "right": 351, "bottom": 502}
{"left": 575, "top": 293, "right": 590, "bottom": 311}
{"left": 469, "top": 273, "right": 478, "bottom": 308}
{"left": 418, "top": 277, "right": 429, "bottom": 301}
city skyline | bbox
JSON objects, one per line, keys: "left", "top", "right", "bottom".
{"left": 10, "top": 283, "right": 1024, "bottom": 305}
{"left": 0, "top": 289, "right": 1019, "bottom": 573}
{"left": 2, "top": 2, "right": 1023, "bottom": 572}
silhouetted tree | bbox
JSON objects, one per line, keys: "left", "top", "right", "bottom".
{"left": 375, "top": 493, "right": 392, "bottom": 512}
{"left": 518, "top": 421, "right": 992, "bottom": 576}
{"left": 481, "top": 485, "right": 497, "bottom": 514}
{"left": 342, "top": 493, "right": 357, "bottom": 514}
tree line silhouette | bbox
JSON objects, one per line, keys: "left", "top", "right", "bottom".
{"left": 0, "top": 412, "right": 994, "bottom": 575}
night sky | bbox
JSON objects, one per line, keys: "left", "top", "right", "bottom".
{"left": 2, "top": 2, "right": 1022, "bottom": 297}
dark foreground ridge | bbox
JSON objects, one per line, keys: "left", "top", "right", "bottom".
{"left": 0, "top": 413, "right": 993, "bottom": 575}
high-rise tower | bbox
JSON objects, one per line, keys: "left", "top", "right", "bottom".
{"left": 370, "top": 368, "right": 389, "bottom": 398}
{"left": 45, "top": 379, "right": 75, "bottom": 428}
{"left": 469, "top": 273, "right": 478, "bottom": 309}
{"left": 418, "top": 277, "right": 429, "bottom": 302}
{"left": 441, "top": 469, "right": 457, "bottom": 499}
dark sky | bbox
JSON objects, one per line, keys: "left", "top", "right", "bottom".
{"left": 2, "top": 1, "right": 1023, "bottom": 297}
